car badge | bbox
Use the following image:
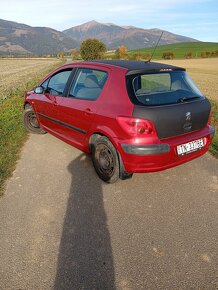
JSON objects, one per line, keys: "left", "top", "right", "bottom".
{"left": 185, "top": 112, "right": 191, "bottom": 121}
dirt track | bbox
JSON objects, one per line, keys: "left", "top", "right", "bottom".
{"left": 0, "top": 57, "right": 218, "bottom": 289}
{"left": 0, "top": 133, "right": 217, "bottom": 289}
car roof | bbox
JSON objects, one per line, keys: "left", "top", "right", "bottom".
{"left": 88, "top": 60, "right": 185, "bottom": 75}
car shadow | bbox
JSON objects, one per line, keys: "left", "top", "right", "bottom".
{"left": 54, "top": 153, "right": 115, "bottom": 290}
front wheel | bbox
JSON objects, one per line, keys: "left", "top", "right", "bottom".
{"left": 23, "top": 108, "right": 46, "bottom": 134}
{"left": 91, "top": 136, "right": 120, "bottom": 183}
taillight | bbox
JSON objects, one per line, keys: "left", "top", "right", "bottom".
{"left": 117, "top": 117, "right": 156, "bottom": 136}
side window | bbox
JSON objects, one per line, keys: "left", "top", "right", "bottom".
{"left": 41, "top": 78, "right": 49, "bottom": 89}
{"left": 69, "top": 68, "right": 108, "bottom": 100}
{"left": 47, "top": 70, "right": 72, "bottom": 96}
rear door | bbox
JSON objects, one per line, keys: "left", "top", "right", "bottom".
{"left": 56, "top": 67, "right": 108, "bottom": 148}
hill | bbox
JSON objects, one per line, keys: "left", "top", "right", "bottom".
{"left": 63, "top": 20, "right": 198, "bottom": 50}
{"left": 130, "top": 42, "right": 218, "bottom": 59}
{"left": 0, "top": 19, "right": 78, "bottom": 55}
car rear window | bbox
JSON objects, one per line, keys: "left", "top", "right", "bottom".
{"left": 127, "top": 71, "right": 204, "bottom": 106}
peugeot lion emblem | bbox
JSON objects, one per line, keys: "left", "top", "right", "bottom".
{"left": 185, "top": 112, "right": 191, "bottom": 121}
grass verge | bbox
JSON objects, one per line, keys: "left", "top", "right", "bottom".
{"left": 209, "top": 99, "right": 218, "bottom": 158}
{"left": 0, "top": 95, "right": 28, "bottom": 195}
{"left": 0, "top": 60, "right": 64, "bottom": 195}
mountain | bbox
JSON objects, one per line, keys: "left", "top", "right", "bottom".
{"left": 0, "top": 19, "right": 198, "bottom": 55}
{"left": 63, "top": 20, "right": 198, "bottom": 50}
{"left": 0, "top": 19, "right": 78, "bottom": 55}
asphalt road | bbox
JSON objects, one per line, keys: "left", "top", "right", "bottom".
{"left": 0, "top": 133, "right": 218, "bottom": 290}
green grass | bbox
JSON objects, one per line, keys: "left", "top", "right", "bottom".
{"left": 129, "top": 42, "right": 218, "bottom": 59}
{"left": 0, "top": 60, "right": 64, "bottom": 195}
{"left": 0, "top": 95, "right": 28, "bottom": 195}
{"left": 209, "top": 99, "right": 218, "bottom": 158}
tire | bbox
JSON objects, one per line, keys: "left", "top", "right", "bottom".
{"left": 91, "top": 136, "right": 120, "bottom": 183}
{"left": 23, "top": 108, "right": 46, "bottom": 134}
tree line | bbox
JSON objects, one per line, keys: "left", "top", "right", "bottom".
{"left": 57, "top": 38, "right": 218, "bottom": 61}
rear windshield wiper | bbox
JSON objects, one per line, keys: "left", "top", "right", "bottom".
{"left": 178, "top": 96, "right": 201, "bottom": 103}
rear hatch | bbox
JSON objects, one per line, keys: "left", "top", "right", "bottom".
{"left": 126, "top": 70, "right": 211, "bottom": 139}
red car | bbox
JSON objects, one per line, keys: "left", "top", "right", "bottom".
{"left": 23, "top": 60, "right": 215, "bottom": 183}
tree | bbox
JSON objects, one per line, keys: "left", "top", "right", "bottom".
{"left": 71, "top": 49, "right": 80, "bottom": 60}
{"left": 114, "top": 49, "right": 120, "bottom": 59}
{"left": 58, "top": 51, "right": 65, "bottom": 59}
{"left": 115, "top": 45, "right": 128, "bottom": 59}
{"left": 80, "top": 38, "right": 106, "bottom": 61}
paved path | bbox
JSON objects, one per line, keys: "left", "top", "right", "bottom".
{"left": 0, "top": 134, "right": 218, "bottom": 289}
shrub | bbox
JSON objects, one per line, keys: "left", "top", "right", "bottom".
{"left": 142, "top": 53, "right": 152, "bottom": 60}
{"left": 211, "top": 50, "right": 218, "bottom": 57}
{"left": 185, "top": 52, "right": 193, "bottom": 59}
{"left": 201, "top": 51, "right": 211, "bottom": 58}
{"left": 130, "top": 52, "right": 142, "bottom": 60}
{"left": 162, "top": 51, "right": 175, "bottom": 59}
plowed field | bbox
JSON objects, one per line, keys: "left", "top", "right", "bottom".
{"left": 0, "top": 58, "right": 61, "bottom": 100}
{"left": 160, "top": 58, "right": 218, "bottom": 100}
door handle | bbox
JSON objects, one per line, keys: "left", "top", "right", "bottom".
{"left": 85, "top": 108, "right": 93, "bottom": 115}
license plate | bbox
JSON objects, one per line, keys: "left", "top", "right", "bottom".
{"left": 177, "top": 138, "right": 204, "bottom": 156}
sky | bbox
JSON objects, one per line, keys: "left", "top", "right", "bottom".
{"left": 1, "top": 0, "right": 218, "bottom": 42}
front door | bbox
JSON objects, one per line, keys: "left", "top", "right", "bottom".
{"left": 35, "top": 69, "right": 72, "bottom": 133}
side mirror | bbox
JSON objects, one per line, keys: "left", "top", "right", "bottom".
{"left": 35, "top": 86, "right": 43, "bottom": 94}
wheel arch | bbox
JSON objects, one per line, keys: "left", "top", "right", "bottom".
{"left": 89, "top": 131, "right": 132, "bottom": 180}
{"left": 88, "top": 130, "right": 119, "bottom": 153}
{"left": 24, "top": 101, "right": 32, "bottom": 110}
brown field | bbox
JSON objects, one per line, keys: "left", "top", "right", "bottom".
{"left": 0, "top": 58, "right": 61, "bottom": 100}
{"left": 159, "top": 58, "right": 218, "bottom": 101}
{"left": 1, "top": 57, "right": 217, "bottom": 101}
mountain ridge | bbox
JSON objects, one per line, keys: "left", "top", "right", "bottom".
{"left": 0, "top": 19, "right": 79, "bottom": 55}
{"left": 0, "top": 18, "right": 198, "bottom": 55}
{"left": 63, "top": 20, "right": 198, "bottom": 50}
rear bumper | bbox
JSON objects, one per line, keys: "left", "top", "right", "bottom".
{"left": 118, "top": 125, "right": 214, "bottom": 173}
{"left": 121, "top": 143, "right": 170, "bottom": 155}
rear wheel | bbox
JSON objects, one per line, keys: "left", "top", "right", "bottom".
{"left": 91, "top": 136, "right": 119, "bottom": 183}
{"left": 23, "top": 108, "right": 46, "bottom": 134}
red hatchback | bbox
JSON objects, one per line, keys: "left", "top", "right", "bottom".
{"left": 23, "top": 60, "right": 215, "bottom": 183}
